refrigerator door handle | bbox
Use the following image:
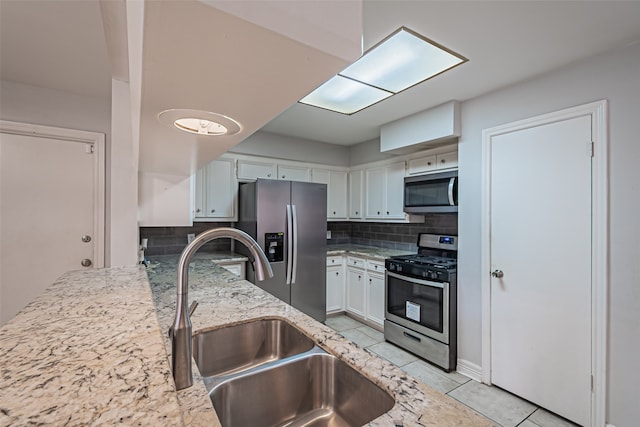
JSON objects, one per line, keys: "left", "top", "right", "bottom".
{"left": 286, "top": 204, "right": 293, "bottom": 285}
{"left": 291, "top": 204, "right": 298, "bottom": 285}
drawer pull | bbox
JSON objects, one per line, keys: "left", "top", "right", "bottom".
{"left": 403, "top": 332, "right": 421, "bottom": 342}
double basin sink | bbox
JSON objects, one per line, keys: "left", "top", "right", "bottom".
{"left": 192, "top": 317, "right": 395, "bottom": 427}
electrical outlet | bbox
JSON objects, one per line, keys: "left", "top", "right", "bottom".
{"left": 187, "top": 233, "right": 195, "bottom": 243}
{"left": 326, "top": 230, "right": 331, "bottom": 239}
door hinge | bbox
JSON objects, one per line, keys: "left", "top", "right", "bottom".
{"left": 591, "top": 374, "right": 594, "bottom": 392}
{"left": 587, "top": 141, "right": 594, "bottom": 158}
{"left": 85, "top": 144, "right": 95, "bottom": 154}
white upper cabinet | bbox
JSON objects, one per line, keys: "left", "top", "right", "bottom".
{"left": 349, "top": 170, "right": 363, "bottom": 220}
{"left": 278, "top": 164, "right": 311, "bottom": 182}
{"left": 385, "top": 162, "right": 405, "bottom": 219}
{"left": 365, "top": 161, "right": 406, "bottom": 220}
{"left": 407, "top": 151, "right": 458, "bottom": 175}
{"left": 194, "top": 158, "right": 237, "bottom": 221}
{"left": 328, "top": 170, "right": 348, "bottom": 219}
{"left": 365, "top": 167, "right": 386, "bottom": 219}
{"left": 312, "top": 168, "right": 348, "bottom": 220}
{"left": 194, "top": 167, "right": 207, "bottom": 217}
{"left": 237, "top": 159, "right": 276, "bottom": 180}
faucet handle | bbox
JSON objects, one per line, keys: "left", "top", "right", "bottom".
{"left": 189, "top": 300, "right": 199, "bottom": 317}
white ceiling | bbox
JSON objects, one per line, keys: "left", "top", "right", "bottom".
{"left": 2, "top": 1, "right": 640, "bottom": 148}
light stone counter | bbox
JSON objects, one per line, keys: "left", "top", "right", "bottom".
{"left": 326, "top": 244, "right": 414, "bottom": 260}
{"left": 0, "top": 251, "right": 490, "bottom": 426}
{"left": 0, "top": 266, "right": 185, "bottom": 426}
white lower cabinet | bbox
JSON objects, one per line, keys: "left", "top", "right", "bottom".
{"left": 326, "top": 256, "right": 344, "bottom": 313}
{"left": 366, "top": 269, "right": 385, "bottom": 326}
{"left": 345, "top": 256, "right": 386, "bottom": 327}
{"left": 346, "top": 263, "right": 366, "bottom": 318}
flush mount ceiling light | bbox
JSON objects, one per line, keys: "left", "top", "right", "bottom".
{"left": 158, "top": 109, "right": 242, "bottom": 136}
{"left": 299, "top": 27, "right": 468, "bottom": 115}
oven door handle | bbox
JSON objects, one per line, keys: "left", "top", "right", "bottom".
{"left": 386, "top": 271, "right": 447, "bottom": 288}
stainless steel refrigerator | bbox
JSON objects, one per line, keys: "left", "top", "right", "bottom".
{"left": 237, "top": 179, "right": 327, "bottom": 322}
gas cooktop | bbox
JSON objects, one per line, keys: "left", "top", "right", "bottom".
{"left": 389, "top": 254, "right": 457, "bottom": 269}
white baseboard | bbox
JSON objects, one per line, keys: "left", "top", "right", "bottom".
{"left": 606, "top": 424, "right": 616, "bottom": 427}
{"left": 456, "top": 359, "right": 482, "bottom": 382}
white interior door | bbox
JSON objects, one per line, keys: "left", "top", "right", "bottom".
{"left": 489, "top": 115, "right": 592, "bottom": 425}
{"left": 0, "top": 123, "right": 104, "bottom": 325}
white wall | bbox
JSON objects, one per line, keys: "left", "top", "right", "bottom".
{"left": 457, "top": 43, "right": 640, "bottom": 426}
{"left": 0, "top": 81, "right": 109, "bottom": 137}
{"left": 230, "top": 130, "right": 350, "bottom": 167}
{"left": 349, "top": 138, "right": 397, "bottom": 166}
{"left": 0, "top": 80, "right": 139, "bottom": 268}
{"left": 109, "top": 79, "right": 139, "bottom": 266}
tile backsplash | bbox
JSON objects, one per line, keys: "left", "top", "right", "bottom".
{"left": 140, "top": 222, "right": 233, "bottom": 256}
{"left": 140, "top": 214, "right": 457, "bottom": 255}
{"left": 327, "top": 214, "right": 458, "bottom": 251}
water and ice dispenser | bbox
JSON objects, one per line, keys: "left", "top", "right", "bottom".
{"left": 264, "top": 232, "right": 284, "bottom": 263}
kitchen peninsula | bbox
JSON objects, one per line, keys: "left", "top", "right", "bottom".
{"left": 0, "top": 254, "right": 491, "bottom": 426}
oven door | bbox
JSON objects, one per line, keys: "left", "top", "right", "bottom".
{"left": 385, "top": 271, "right": 449, "bottom": 344}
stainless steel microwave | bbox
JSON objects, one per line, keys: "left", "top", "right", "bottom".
{"left": 404, "top": 170, "right": 458, "bottom": 213}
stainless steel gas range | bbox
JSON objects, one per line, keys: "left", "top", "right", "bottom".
{"left": 384, "top": 234, "right": 457, "bottom": 372}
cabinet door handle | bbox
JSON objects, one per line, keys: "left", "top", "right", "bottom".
{"left": 211, "top": 209, "right": 215, "bottom": 213}
{"left": 335, "top": 272, "right": 339, "bottom": 276}
{"left": 282, "top": 175, "right": 285, "bottom": 179}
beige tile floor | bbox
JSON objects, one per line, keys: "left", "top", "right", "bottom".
{"left": 325, "top": 314, "right": 579, "bottom": 427}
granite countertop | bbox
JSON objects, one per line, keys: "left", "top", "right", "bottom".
{"left": 0, "top": 266, "right": 184, "bottom": 425}
{"left": 326, "top": 244, "right": 413, "bottom": 259}
{"left": 0, "top": 248, "right": 490, "bottom": 426}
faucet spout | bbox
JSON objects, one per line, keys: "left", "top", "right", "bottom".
{"left": 171, "top": 227, "right": 273, "bottom": 390}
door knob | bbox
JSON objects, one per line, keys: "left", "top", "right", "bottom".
{"left": 491, "top": 270, "right": 504, "bottom": 278}
{"left": 81, "top": 259, "right": 93, "bottom": 267}
{"left": 81, "top": 235, "right": 92, "bottom": 243}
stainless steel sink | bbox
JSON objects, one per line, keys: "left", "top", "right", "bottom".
{"left": 210, "top": 352, "right": 395, "bottom": 427}
{"left": 192, "top": 317, "right": 315, "bottom": 377}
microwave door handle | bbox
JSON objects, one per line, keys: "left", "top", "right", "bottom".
{"left": 448, "top": 177, "right": 456, "bottom": 206}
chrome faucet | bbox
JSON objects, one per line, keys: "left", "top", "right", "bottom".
{"left": 171, "top": 227, "right": 273, "bottom": 390}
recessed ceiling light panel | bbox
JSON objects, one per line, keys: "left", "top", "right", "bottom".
{"left": 299, "top": 76, "right": 392, "bottom": 115}
{"left": 342, "top": 28, "right": 466, "bottom": 93}
{"left": 158, "top": 109, "right": 242, "bottom": 136}
{"left": 299, "top": 26, "right": 468, "bottom": 115}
